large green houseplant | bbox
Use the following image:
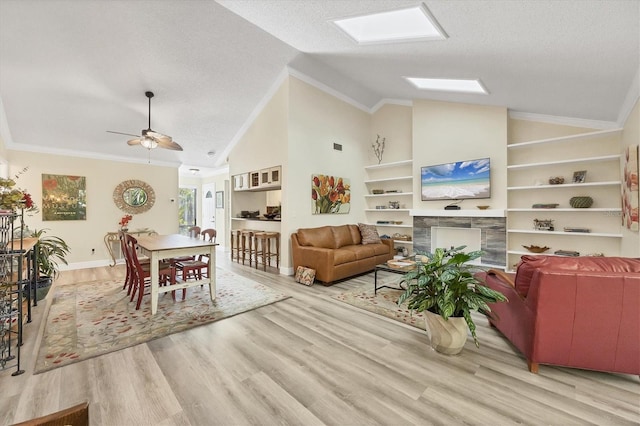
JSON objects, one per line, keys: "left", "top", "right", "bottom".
{"left": 31, "top": 228, "right": 70, "bottom": 300}
{"left": 398, "top": 246, "right": 507, "bottom": 354}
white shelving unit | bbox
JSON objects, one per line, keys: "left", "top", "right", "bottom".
{"left": 506, "top": 128, "right": 624, "bottom": 268}
{"left": 363, "top": 160, "right": 413, "bottom": 252}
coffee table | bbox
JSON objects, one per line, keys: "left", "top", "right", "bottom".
{"left": 374, "top": 262, "right": 415, "bottom": 294}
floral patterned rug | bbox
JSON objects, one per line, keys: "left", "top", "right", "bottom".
{"left": 333, "top": 282, "right": 426, "bottom": 330}
{"left": 35, "top": 269, "right": 290, "bottom": 374}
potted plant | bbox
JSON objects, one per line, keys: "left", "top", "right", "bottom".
{"left": 31, "top": 228, "right": 70, "bottom": 300}
{"left": 397, "top": 246, "right": 507, "bottom": 355}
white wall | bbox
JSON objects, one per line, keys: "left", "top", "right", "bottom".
{"left": 285, "top": 76, "right": 371, "bottom": 271}
{"left": 8, "top": 150, "right": 179, "bottom": 269}
{"left": 412, "top": 100, "right": 508, "bottom": 211}
{"left": 370, "top": 103, "right": 412, "bottom": 164}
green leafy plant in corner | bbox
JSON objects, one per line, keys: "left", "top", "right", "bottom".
{"left": 397, "top": 246, "right": 507, "bottom": 347}
{"left": 31, "top": 228, "right": 70, "bottom": 280}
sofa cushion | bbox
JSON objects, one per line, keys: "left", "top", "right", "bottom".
{"left": 297, "top": 226, "right": 336, "bottom": 249}
{"left": 348, "top": 224, "right": 362, "bottom": 245}
{"left": 358, "top": 223, "right": 381, "bottom": 245}
{"left": 333, "top": 249, "right": 357, "bottom": 266}
{"left": 515, "top": 255, "right": 640, "bottom": 297}
{"left": 341, "top": 244, "right": 376, "bottom": 260}
{"left": 332, "top": 225, "right": 356, "bottom": 248}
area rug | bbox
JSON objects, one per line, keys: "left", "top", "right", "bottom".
{"left": 333, "top": 284, "right": 426, "bottom": 330}
{"left": 35, "top": 269, "right": 290, "bottom": 374}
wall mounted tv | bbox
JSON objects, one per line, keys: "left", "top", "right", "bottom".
{"left": 421, "top": 158, "right": 491, "bottom": 201}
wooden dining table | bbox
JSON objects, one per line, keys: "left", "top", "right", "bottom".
{"left": 135, "top": 233, "right": 218, "bottom": 315}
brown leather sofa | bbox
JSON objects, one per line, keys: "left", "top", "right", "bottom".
{"left": 479, "top": 255, "right": 640, "bottom": 375}
{"left": 291, "top": 224, "right": 394, "bottom": 284}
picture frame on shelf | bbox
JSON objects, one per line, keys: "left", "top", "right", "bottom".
{"left": 572, "top": 170, "right": 587, "bottom": 183}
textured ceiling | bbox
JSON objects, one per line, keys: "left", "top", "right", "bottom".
{"left": 0, "top": 0, "right": 638, "bottom": 173}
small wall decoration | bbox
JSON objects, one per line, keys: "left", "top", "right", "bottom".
{"left": 622, "top": 144, "right": 639, "bottom": 231}
{"left": 572, "top": 170, "right": 587, "bottom": 183}
{"left": 42, "top": 174, "right": 86, "bottom": 221}
{"left": 216, "top": 191, "right": 224, "bottom": 208}
{"left": 311, "top": 174, "right": 351, "bottom": 214}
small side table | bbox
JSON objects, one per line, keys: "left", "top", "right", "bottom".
{"left": 104, "top": 229, "right": 157, "bottom": 266}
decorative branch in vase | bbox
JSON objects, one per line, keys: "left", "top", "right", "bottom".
{"left": 372, "top": 134, "right": 386, "bottom": 164}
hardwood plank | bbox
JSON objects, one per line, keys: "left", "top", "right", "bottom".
{"left": 0, "top": 254, "right": 638, "bottom": 425}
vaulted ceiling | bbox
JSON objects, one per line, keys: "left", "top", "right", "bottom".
{"left": 0, "top": 0, "right": 638, "bottom": 173}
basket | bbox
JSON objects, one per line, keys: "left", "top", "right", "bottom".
{"left": 569, "top": 196, "right": 593, "bottom": 208}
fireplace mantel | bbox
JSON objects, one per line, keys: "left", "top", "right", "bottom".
{"left": 409, "top": 209, "right": 506, "bottom": 218}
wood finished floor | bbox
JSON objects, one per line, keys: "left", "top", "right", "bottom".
{"left": 1, "top": 254, "right": 638, "bottom": 426}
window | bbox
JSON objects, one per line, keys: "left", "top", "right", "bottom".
{"left": 178, "top": 187, "right": 197, "bottom": 234}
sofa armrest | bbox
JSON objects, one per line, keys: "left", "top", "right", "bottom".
{"left": 291, "top": 233, "right": 334, "bottom": 281}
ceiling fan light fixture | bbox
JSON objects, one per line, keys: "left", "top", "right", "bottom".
{"left": 140, "top": 135, "right": 158, "bottom": 149}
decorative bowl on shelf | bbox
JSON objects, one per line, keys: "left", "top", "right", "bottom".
{"left": 263, "top": 213, "right": 278, "bottom": 219}
{"left": 522, "top": 245, "right": 550, "bottom": 253}
{"left": 476, "top": 205, "right": 490, "bottom": 210}
{"left": 569, "top": 196, "right": 593, "bottom": 208}
{"left": 532, "top": 203, "right": 559, "bottom": 209}
{"left": 549, "top": 177, "right": 565, "bottom": 185}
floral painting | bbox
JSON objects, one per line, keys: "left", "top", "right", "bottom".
{"left": 312, "top": 174, "right": 350, "bottom": 214}
{"left": 622, "top": 145, "right": 638, "bottom": 231}
{"left": 42, "top": 174, "right": 87, "bottom": 221}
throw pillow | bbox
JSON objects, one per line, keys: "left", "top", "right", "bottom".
{"left": 294, "top": 266, "right": 316, "bottom": 286}
{"left": 358, "top": 223, "right": 381, "bottom": 245}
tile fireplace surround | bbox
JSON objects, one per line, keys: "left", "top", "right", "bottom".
{"left": 410, "top": 209, "right": 507, "bottom": 268}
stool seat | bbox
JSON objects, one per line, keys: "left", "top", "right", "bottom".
{"left": 254, "top": 232, "right": 280, "bottom": 271}
{"left": 240, "top": 229, "right": 262, "bottom": 267}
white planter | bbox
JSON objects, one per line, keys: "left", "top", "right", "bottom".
{"left": 424, "top": 310, "right": 468, "bottom": 355}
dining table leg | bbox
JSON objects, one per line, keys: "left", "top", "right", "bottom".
{"left": 151, "top": 251, "right": 160, "bottom": 314}
{"left": 208, "top": 245, "right": 216, "bottom": 301}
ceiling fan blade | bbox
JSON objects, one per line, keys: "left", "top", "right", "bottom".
{"left": 145, "top": 129, "right": 172, "bottom": 142}
{"left": 127, "top": 138, "right": 142, "bottom": 146}
{"left": 156, "top": 138, "right": 183, "bottom": 151}
{"left": 107, "top": 130, "right": 139, "bottom": 138}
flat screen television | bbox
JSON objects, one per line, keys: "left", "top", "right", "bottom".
{"left": 421, "top": 157, "right": 491, "bottom": 201}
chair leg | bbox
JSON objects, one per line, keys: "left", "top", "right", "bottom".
{"left": 527, "top": 360, "right": 539, "bottom": 374}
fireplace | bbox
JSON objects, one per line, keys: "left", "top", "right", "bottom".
{"left": 410, "top": 209, "right": 507, "bottom": 268}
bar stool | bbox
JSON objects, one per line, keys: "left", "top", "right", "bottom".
{"left": 254, "top": 232, "right": 280, "bottom": 271}
{"left": 240, "top": 229, "right": 261, "bottom": 267}
{"left": 230, "top": 229, "right": 242, "bottom": 262}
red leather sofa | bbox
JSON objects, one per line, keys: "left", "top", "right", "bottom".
{"left": 479, "top": 255, "right": 640, "bottom": 375}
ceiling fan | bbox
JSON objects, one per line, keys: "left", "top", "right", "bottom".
{"left": 107, "top": 91, "right": 183, "bottom": 151}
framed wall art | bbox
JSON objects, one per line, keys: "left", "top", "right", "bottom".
{"left": 311, "top": 174, "right": 350, "bottom": 214}
{"left": 42, "top": 174, "right": 87, "bottom": 221}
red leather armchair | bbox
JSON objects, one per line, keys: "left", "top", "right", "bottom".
{"left": 479, "top": 255, "right": 640, "bottom": 375}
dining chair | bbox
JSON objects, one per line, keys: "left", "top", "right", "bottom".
{"left": 124, "top": 234, "right": 178, "bottom": 310}
{"left": 175, "top": 228, "right": 216, "bottom": 283}
{"left": 119, "top": 231, "right": 150, "bottom": 295}
{"left": 168, "top": 225, "right": 202, "bottom": 266}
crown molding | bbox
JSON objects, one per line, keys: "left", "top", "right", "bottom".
{"left": 370, "top": 98, "right": 413, "bottom": 114}
{"left": 287, "top": 67, "right": 371, "bottom": 113}
{"left": 508, "top": 110, "right": 619, "bottom": 130}
{"left": 215, "top": 68, "right": 290, "bottom": 167}
{"left": 7, "top": 142, "right": 181, "bottom": 168}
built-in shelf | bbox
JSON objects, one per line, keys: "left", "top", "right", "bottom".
{"left": 365, "top": 209, "right": 411, "bottom": 212}
{"left": 374, "top": 224, "right": 413, "bottom": 228}
{"left": 364, "top": 159, "right": 413, "bottom": 171}
{"left": 391, "top": 240, "right": 413, "bottom": 245}
{"left": 364, "top": 192, "right": 413, "bottom": 198}
{"left": 507, "top": 181, "right": 621, "bottom": 190}
{"left": 364, "top": 176, "right": 412, "bottom": 184}
{"left": 507, "top": 154, "right": 620, "bottom": 170}
{"left": 508, "top": 229, "right": 622, "bottom": 238}
{"left": 507, "top": 250, "right": 562, "bottom": 257}
{"left": 410, "top": 209, "right": 506, "bottom": 217}
{"left": 507, "top": 128, "right": 623, "bottom": 149}
{"left": 507, "top": 208, "right": 621, "bottom": 212}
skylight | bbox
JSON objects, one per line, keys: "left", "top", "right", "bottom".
{"left": 405, "top": 77, "right": 489, "bottom": 95}
{"left": 332, "top": 3, "right": 447, "bottom": 44}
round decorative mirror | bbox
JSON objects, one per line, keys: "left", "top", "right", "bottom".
{"left": 113, "top": 179, "right": 156, "bottom": 214}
